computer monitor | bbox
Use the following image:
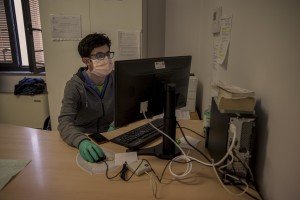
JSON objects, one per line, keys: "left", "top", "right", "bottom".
{"left": 114, "top": 55, "right": 192, "bottom": 159}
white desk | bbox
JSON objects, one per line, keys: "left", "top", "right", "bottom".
{"left": 0, "top": 120, "right": 261, "bottom": 200}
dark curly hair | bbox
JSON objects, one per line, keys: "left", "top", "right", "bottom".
{"left": 77, "top": 33, "right": 111, "bottom": 58}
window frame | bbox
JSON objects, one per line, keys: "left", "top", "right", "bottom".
{"left": 0, "top": 0, "right": 45, "bottom": 74}
{"left": 1, "top": 0, "right": 22, "bottom": 70}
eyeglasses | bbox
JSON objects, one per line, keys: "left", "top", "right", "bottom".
{"left": 90, "top": 51, "right": 114, "bottom": 60}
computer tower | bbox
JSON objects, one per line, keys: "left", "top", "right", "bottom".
{"left": 207, "top": 97, "right": 256, "bottom": 184}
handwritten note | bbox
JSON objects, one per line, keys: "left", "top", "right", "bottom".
{"left": 216, "top": 16, "right": 232, "bottom": 64}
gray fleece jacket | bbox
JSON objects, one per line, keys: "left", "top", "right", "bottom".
{"left": 58, "top": 67, "right": 114, "bottom": 148}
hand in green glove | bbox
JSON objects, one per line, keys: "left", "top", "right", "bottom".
{"left": 79, "top": 139, "right": 106, "bottom": 163}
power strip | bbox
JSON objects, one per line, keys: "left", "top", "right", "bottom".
{"left": 128, "top": 160, "right": 151, "bottom": 176}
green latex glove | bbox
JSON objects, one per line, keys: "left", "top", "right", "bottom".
{"left": 79, "top": 139, "right": 105, "bottom": 163}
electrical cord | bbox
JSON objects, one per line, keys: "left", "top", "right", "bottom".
{"left": 142, "top": 112, "right": 193, "bottom": 179}
{"left": 103, "top": 160, "right": 124, "bottom": 180}
{"left": 103, "top": 162, "right": 119, "bottom": 179}
{"left": 127, "top": 159, "right": 159, "bottom": 199}
{"left": 104, "top": 156, "right": 259, "bottom": 199}
{"left": 232, "top": 148, "right": 254, "bottom": 181}
{"left": 103, "top": 157, "right": 160, "bottom": 198}
{"left": 222, "top": 148, "right": 256, "bottom": 187}
{"left": 150, "top": 157, "right": 196, "bottom": 184}
{"left": 177, "top": 122, "right": 211, "bottom": 162}
{"left": 235, "top": 185, "right": 262, "bottom": 200}
{"left": 142, "top": 110, "right": 254, "bottom": 197}
{"left": 106, "top": 106, "right": 252, "bottom": 197}
{"left": 152, "top": 159, "right": 172, "bottom": 183}
{"left": 177, "top": 126, "right": 206, "bottom": 139}
{"left": 216, "top": 152, "right": 249, "bottom": 196}
{"left": 103, "top": 161, "right": 136, "bottom": 181}
{"left": 143, "top": 110, "right": 237, "bottom": 167}
{"left": 145, "top": 171, "right": 158, "bottom": 198}
{"left": 212, "top": 159, "right": 249, "bottom": 196}
{"left": 230, "top": 149, "right": 263, "bottom": 200}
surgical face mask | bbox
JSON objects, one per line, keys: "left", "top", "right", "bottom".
{"left": 90, "top": 57, "right": 113, "bottom": 77}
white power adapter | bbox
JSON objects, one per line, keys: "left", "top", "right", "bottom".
{"left": 128, "top": 160, "right": 151, "bottom": 176}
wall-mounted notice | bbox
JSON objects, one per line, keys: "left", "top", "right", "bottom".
{"left": 118, "top": 31, "right": 141, "bottom": 60}
{"left": 50, "top": 14, "right": 82, "bottom": 41}
{"left": 213, "top": 34, "right": 221, "bottom": 69}
{"left": 216, "top": 16, "right": 232, "bottom": 65}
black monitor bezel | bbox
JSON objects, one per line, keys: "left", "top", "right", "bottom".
{"left": 114, "top": 55, "right": 192, "bottom": 128}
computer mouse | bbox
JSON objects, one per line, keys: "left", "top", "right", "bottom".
{"left": 95, "top": 152, "right": 106, "bottom": 163}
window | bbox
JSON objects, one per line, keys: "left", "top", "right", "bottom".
{"left": 0, "top": 0, "right": 45, "bottom": 74}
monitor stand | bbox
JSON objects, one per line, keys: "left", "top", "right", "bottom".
{"left": 132, "top": 83, "right": 181, "bottom": 160}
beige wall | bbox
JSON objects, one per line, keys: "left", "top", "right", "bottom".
{"left": 165, "top": 0, "right": 300, "bottom": 199}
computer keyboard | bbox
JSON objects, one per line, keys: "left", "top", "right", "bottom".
{"left": 110, "top": 118, "right": 164, "bottom": 150}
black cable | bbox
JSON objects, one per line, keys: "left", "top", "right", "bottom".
{"left": 230, "top": 157, "right": 246, "bottom": 185}
{"left": 176, "top": 121, "right": 211, "bottom": 162}
{"left": 104, "top": 159, "right": 154, "bottom": 182}
{"left": 235, "top": 185, "right": 262, "bottom": 200}
{"left": 104, "top": 156, "right": 262, "bottom": 199}
{"left": 128, "top": 158, "right": 162, "bottom": 182}
{"left": 230, "top": 149, "right": 258, "bottom": 190}
{"left": 140, "top": 159, "right": 163, "bottom": 182}
{"left": 103, "top": 161, "right": 133, "bottom": 181}
{"left": 231, "top": 150, "right": 263, "bottom": 198}
{"left": 232, "top": 149, "right": 255, "bottom": 182}
{"left": 125, "top": 159, "right": 148, "bottom": 181}
{"left": 154, "top": 159, "right": 172, "bottom": 183}
{"left": 219, "top": 151, "right": 262, "bottom": 200}
{"left": 177, "top": 126, "right": 206, "bottom": 139}
{"left": 103, "top": 161, "right": 122, "bottom": 180}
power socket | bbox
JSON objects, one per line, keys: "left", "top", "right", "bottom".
{"left": 128, "top": 160, "right": 151, "bottom": 176}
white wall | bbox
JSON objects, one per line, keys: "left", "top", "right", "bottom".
{"left": 0, "top": 74, "right": 46, "bottom": 93}
{"left": 165, "top": 0, "right": 300, "bottom": 199}
{"left": 144, "top": 0, "right": 166, "bottom": 58}
{"left": 39, "top": 0, "right": 142, "bottom": 131}
{"left": 165, "top": 0, "right": 207, "bottom": 113}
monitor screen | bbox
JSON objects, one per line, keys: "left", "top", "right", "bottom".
{"left": 114, "top": 56, "right": 192, "bottom": 128}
